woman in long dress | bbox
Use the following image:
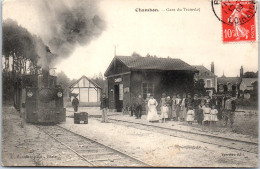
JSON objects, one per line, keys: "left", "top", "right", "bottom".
{"left": 147, "top": 95, "right": 159, "bottom": 122}
{"left": 171, "top": 94, "right": 177, "bottom": 121}
{"left": 166, "top": 96, "right": 172, "bottom": 120}
{"left": 180, "top": 93, "right": 187, "bottom": 121}
{"left": 145, "top": 93, "right": 151, "bottom": 115}
{"left": 175, "top": 94, "right": 182, "bottom": 121}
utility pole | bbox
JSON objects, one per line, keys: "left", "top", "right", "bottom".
{"left": 114, "top": 45, "right": 117, "bottom": 57}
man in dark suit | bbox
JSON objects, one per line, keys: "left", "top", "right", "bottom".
{"left": 72, "top": 96, "right": 79, "bottom": 112}
{"left": 100, "top": 93, "right": 109, "bottom": 123}
{"left": 135, "top": 95, "right": 145, "bottom": 119}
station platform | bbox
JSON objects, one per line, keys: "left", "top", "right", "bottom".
{"left": 65, "top": 107, "right": 257, "bottom": 144}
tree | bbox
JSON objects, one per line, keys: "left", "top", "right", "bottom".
{"left": 146, "top": 53, "right": 151, "bottom": 57}
{"left": 193, "top": 79, "right": 206, "bottom": 95}
{"left": 56, "top": 71, "right": 72, "bottom": 97}
{"left": 251, "top": 81, "right": 258, "bottom": 103}
{"left": 243, "top": 71, "right": 258, "bottom": 78}
{"left": 131, "top": 52, "right": 142, "bottom": 57}
{"left": 91, "top": 72, "right": 105, "bottom": 91}
{"left": 3, "top": 19, "right": 40, "bottom": 75}
{"left": 2, "top": 19, "right": 44, "bottom": 103}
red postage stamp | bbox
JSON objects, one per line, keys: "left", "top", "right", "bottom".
{"left": 221, "top": 1, "right": 256, "bottom": 43}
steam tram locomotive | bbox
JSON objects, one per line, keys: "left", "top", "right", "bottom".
{"left": 14, "top": 68, "right": 66, "bottom": 124}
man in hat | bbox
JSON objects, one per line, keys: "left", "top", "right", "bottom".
{"left": 193, "top": 94, "right": 201, "bottom": 122}
{"left": 130, "top": 95, "right": 137, "bottom": 117}
{"left": 186, "top": 93, "right": 193, "bottom": 108}
{"left": 72, "top": 95, "right": 79, "bottom": 112}
{"left": 100, "top": 92, "right": 109, "bottom": 123}
{"left": 230, "top": 96, "right": 236, "bottom": 127}
{"left": 223, "top": 94, "right": 234, "bottom": 127}
{"left": 135, "top": 95, "right": 145, "bottom": 119}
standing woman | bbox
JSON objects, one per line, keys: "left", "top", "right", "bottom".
{"left": 166, "top": 96, "right": 172, "bottom": 120}
{"left": 171, "top": 94, "right": 177, "bottom": 121}
{"left": 175, "top": 94, "right": 182, "bottom": 121}
{"left": 147, "top": 94, "right": 159, "bottom": 122}
{"left": 180, "top": 93, "right": 187, "bottom": 121}
{"left": 145, "top": 93, "right": 151, "bottom": 115}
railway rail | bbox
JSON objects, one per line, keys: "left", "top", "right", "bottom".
{"left": 36, "top": 125, "right": 149, "bottom": 167}
{"left": 107, "top": 118, "right": 258, "bottom": 155}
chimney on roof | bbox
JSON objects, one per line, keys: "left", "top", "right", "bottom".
{"left": 211, "top": 62, "right": 214, "bottom": 74}
{"left": 240, "top": 66, "right": 243, "bottom": 77}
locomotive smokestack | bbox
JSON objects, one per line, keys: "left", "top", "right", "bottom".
{"left": 42, "top": 67, "right": 50, "bottom": 87}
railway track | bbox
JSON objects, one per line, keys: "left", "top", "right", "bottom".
{"left": 107, "top": 118, "right": 258, "bottom": 155}
{"left": 36, "top": 125, "right": 149, "bottom": 167}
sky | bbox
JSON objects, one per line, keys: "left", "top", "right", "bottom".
{"left": 2, "top": 0, "right": 259, "bottom": 79}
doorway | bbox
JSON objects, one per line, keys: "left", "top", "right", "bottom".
{"left": 114, "top": 85, "right": 123, "bottom": 112}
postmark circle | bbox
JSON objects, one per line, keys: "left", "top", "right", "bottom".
{"left": 211, "top": 0, "right": 257, "bottom": 26}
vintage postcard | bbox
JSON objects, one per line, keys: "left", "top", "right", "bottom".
{"left": 2, "top": 0, "right": 259, "bottom": 167}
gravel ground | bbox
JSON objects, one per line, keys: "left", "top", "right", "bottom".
{"left": 60, "top": 117, "right": 258, "bottom": 167}
{"left": 2, "top": 106, "right": 94, "bottom": 166}
{"left": 67, "top": 107, "right": 258, "bottom": 142}
{"left": 2, "top": 106, "right": 258, "bottom": 167}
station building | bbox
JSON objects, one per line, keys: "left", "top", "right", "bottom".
{"left": 104, "top": 56, "right": 198, "bottom": 112}
{"left": 192, "top": 62, "right": 217, "bottom": 97}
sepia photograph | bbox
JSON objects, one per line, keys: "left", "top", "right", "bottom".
{"left": 1, "top": 0, "right": 259, "bottom": 167}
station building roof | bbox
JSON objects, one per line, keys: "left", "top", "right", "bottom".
{"left": 105, "top": 56, "right": 198, "bottom": 76}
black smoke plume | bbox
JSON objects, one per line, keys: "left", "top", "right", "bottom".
{"left": 3, "top": 0, "right": 106, "bottom": 70}
{"left": 37, "top": 0, "right": 106, "bottom": 67}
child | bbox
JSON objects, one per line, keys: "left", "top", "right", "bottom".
{"left": 186, "top": 106, "right": 195, "bottom": 125}
{"left": 161, "top": 102, "right": 169, "bottom": 123}
{"left": 203, "top": 103, "right": 211, "bottom": 125}
{"left": 210, "top": 105, "right": 218, "bottom": 126}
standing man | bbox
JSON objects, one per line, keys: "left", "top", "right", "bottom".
{"left": 224, "top": 94, "right": 233, "bottom": 127}
{"left": 136, "top": 95, "right": 144, "bottom": 119}
{"left": 72, "top": 95, "right": 79, "bottom": 112}
{"left": 186, "top": 93, "right": 193, "bottom": 108}
{"left": 130, "top": 95, "right": 137, "bottom": 117}
{"left": 193, "top": 94, "right": 201, "bottom": 122}
{"left": 230, "top": 97, "right": 236, "bottom": 128}
{"left": 100, "top": 92, "right": 109, "bottom": 123}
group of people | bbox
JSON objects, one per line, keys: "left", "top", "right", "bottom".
{"left": 130, "top": 92, "right": 236, "bottom": 127}
{"left": 74, "top": 91, "right": 236, "bottom": 127}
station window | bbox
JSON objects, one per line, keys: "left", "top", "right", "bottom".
{"left": 142, "top": 83, "right": 154, "bottom": 99}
